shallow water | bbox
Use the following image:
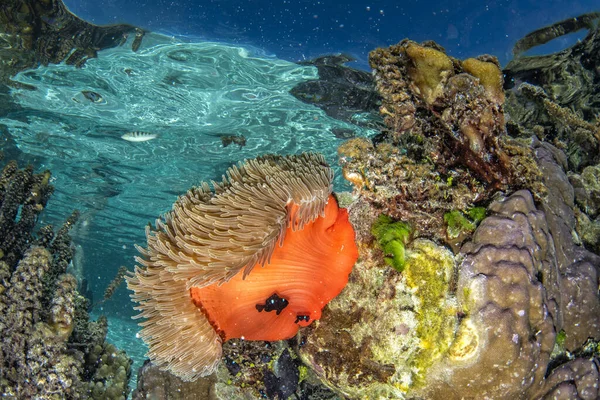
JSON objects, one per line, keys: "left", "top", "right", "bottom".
{"left": 2, "top": 33, "right": 377, "bottom": 377}
{"left": 3, "top": 32, "right": 375, "bottom": 308}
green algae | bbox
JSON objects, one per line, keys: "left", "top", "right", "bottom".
{"left": 444, "top": 207, "right": 486, "bottom": 239}
{"left": 371, "top": 214, "right": 413, "bottom": 272}
{"left": 402, "top": 240, "right": 456, "bottom": 386}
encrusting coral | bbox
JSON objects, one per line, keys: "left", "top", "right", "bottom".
{"left": 0, "top": 160, "right": 132, "bottom": 399}
{"left": 127, "top": 153, "right": 358, "bottom": 382}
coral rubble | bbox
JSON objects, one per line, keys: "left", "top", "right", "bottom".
{"left": 0, "top": 161, "right": 132, "bottom": 399}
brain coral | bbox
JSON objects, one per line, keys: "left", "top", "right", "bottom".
{"left": 127, "top": 153, "right": 358, "bottom": 381}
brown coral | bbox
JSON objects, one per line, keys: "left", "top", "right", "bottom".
{"left": 369, "top": 40, "right": 516, "bottom": 189}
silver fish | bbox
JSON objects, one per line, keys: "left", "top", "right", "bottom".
{"left": 121, "top": 131, "right": 158, "bottom": 142}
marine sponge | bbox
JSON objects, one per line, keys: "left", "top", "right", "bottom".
{"left": 127, "top": 153, "right": 358, "bottom": 381}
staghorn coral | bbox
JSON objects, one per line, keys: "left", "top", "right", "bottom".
{"left": 127, "top": 153, "right": 358, "bottom": 381}
{"left": 102, "top": 266, "right": 128, "bottom": 303}
{"left": 0, "top": 161, "right": 53, "bottom": 267}
{"left": 0, "top": 160, "right": 132, "bottom": 399}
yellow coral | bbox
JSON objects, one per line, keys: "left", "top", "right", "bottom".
{"left": 447, "top": 318, "right": 479, "bottom": 362}
{"left": 404, "top": 43, "right": 454, "bottom": 105}
{"left": 461, "top": 58, "right": 505, "bottom": 104}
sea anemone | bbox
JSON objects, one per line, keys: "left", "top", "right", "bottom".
{"left": 127, "top": 153, "right": 358, "bottom": 381}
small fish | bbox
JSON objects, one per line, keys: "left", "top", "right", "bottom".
{"left": 121, "top": 131, "right": 158, "bottom": 142}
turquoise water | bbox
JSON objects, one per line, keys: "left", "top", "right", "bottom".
{"left": 2, "top": 32, "right": 376, "bottom": 382}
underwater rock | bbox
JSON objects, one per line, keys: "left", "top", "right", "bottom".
{"left": 343, "top": 40, "right": 544, "bottom": 249}
{"left": 0, "top": 0, "right": 144, "bottom": 85}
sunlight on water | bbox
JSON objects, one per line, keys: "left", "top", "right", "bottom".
{"left": 5, "top": 33, "right": 373, "bottom": 254}
{"left": 2, "top": 34, "right": 375, "bottom": 365}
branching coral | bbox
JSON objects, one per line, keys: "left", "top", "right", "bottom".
{"left": 0, "top": 160, "right": 132, "bottom": 399}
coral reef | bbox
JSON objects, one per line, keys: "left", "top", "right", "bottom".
{"left": 422, "top": 190, "right": 557, "bottom": 399}
{"left": 131, "top": 339, "right": 340, "bottom": 399}
{"left": 368, "top": 39, "right": 528, "bottom": 189}
{"left": 296, "top": 190, "right": 564, "bottom": 399}
{"left": 0, "top": 161, "right": 132, "bottom": 399}
{"left": 504, "top": 82, "right": 600, "bottom": 171}
{"left": 293, "top": 35, "right": 599, "bottom": 400}
{"left": 337, "top": 41, "right": 543, "bottom": 247}
{"left": 505, "top": 12, "right": 600, "bottom": 121}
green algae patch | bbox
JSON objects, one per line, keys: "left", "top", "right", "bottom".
{"left": 371, "top": 214, "right": 413, "bottom": 272}
{"left": 444, "top": 207, "right": 486, "bottom": 239}
{"left": 402, "top": 239, "right": 456, "bottom": 386}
